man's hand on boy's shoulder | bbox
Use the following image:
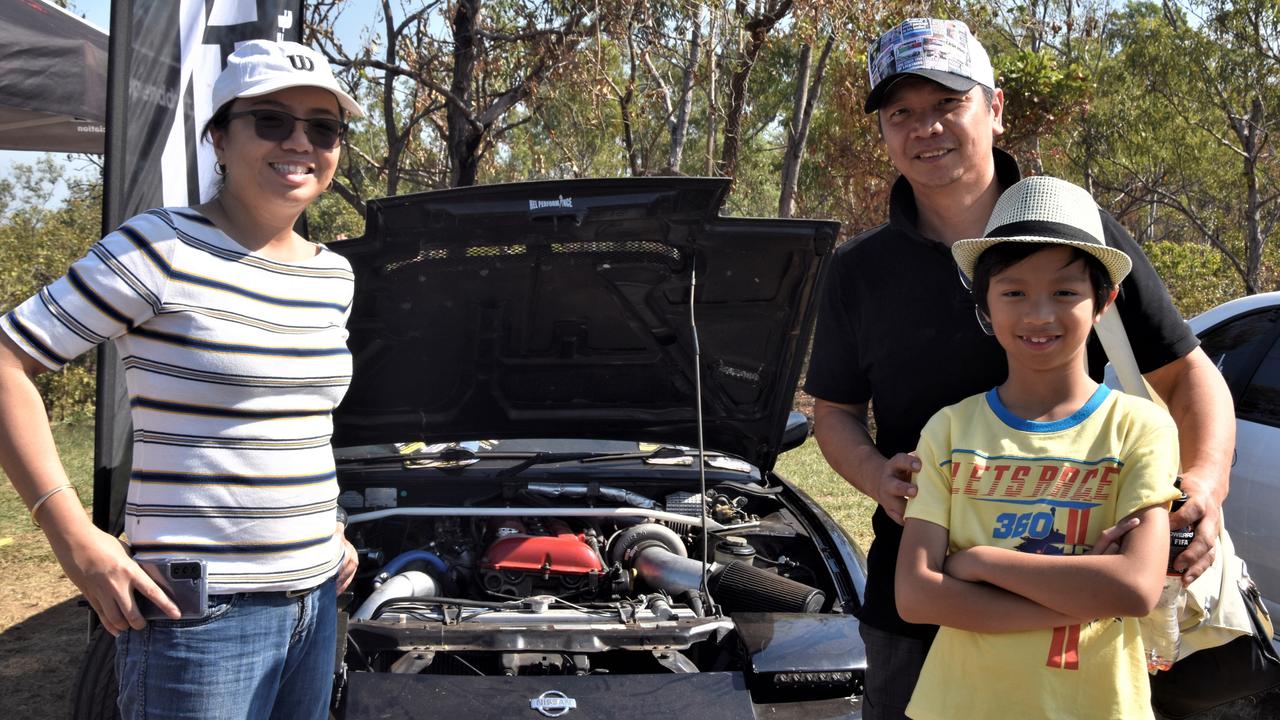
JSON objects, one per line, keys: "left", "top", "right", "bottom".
{"left": 1169, "top": 469, "right": 1224, "bottom": 585}
{"left": 878, "top": 452, "right": 920, "bottom": 525}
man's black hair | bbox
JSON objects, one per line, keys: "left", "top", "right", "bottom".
{"left": 972, "top": 242, "right": 1115, "bottom": 319}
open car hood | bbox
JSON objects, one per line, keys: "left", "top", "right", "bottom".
{"left": 328, "top": 178, "right": 838, "bottom": 471}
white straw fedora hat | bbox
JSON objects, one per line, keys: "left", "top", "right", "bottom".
{"left": 212, "top": 40, "right": 364, "bottom": 118}
{"left": 952, "top": 176, "right": 1132, "bottom": 286}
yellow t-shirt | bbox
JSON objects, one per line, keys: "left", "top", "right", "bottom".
{"left": 903, "top": 385, "right": 1181, "bottom": 720}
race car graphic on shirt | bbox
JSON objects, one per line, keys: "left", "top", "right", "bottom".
{"left": 973, "top": 498, "right": 1103, "bottom": 555}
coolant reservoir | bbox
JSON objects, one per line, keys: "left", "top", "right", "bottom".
{"left": 714, "top": 536, "right": 757, "bottom": 566}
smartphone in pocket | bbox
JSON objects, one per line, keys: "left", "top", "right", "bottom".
{"left": 135, "top": 558, "right": 208, "bottom": 620}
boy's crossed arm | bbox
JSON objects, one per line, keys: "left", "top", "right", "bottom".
{"left": 896, "top": 511, "right": 1166, "bottom": 632}
{"left": 941, "top": 504, "right": 1170, "bottom": 620}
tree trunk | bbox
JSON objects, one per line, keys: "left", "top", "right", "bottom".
{"left": 1243, "top": 101, "right": 1263, "bottom": 294}
{"left": 718, "top": 0, "right": 792, "bottom": 182}
{"left": 447, "top": 0, "right": 482, "bottom": 187}
{"left": 618, "top": 14, "right": 640, "bottom": 176}
{"left": 779, "top": 43, "right": 812, "bottom": 218}
{"left": 705, "top": 10, "right": 718, "bottom": 176}
{"left": 778, "top": 35, "right": 832, "bottom": 218}
{"left": 667, "top": 24, "right": 700, "bottom": 173}
{"left": 381, "top": 0, "right": 403, "bottom": 195}
{"left": 717, "top": 32, "right": 760, "bottom": 180}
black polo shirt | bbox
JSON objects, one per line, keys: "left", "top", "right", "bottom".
{"left": 804, "top": 148, "right": 1199, "bottom": 639}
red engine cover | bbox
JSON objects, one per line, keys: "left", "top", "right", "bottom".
{"left": 481, "top": 534, "right": 603, "bottom": 575}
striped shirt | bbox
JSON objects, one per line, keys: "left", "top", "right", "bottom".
{"left": 4, "top": 208, "right": 353, "bottom": 593}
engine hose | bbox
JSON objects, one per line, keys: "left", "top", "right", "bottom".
{"left": 351, "top": 571, "right": 439, "bottom": 620}
{"left": 685, "top": 591, "right": 705, "bottom": 618}
{"left": 378, "top": 549, "right": 450, "bottom": 582}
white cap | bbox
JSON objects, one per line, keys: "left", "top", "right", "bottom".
{"left": 211, "top": 40, "right": 363, "bottom": 118}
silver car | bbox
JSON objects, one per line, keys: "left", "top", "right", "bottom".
{"left": 1187, "top": 291, "right": 1280, "bottom": 629}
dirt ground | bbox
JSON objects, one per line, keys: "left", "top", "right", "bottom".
{"left": 0, "top": 555, "right": 88, "bottom": 720}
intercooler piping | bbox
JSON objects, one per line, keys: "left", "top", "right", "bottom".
{"left": 612, "top": 525, "right": 827, "bottom": 614}
{"left": 630, "top": 545, "right": 719, "bottom": 595}
{"left": 377, "top": 550, "right": 449, "bottom": 583}
{"left": 351, "top": 570, "right": 438, "bottom": 620}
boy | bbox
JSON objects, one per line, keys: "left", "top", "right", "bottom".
{"left": 895, "top": 176, "right": 1182, "bottom": 719}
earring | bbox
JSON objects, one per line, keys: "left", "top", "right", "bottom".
{"left": 214, "top": 162, "right": 226, "bottom": 176}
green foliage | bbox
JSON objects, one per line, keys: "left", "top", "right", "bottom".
{"left": 1143, "top": 241, "right": 1244, "bottom": 317}
{"left": 993, "top": 47, "right": 1090, "bottom": 160}
{"left": 3, "top": 1, "right": 1274, "bottom": 431}
{"left": 308, "top": 189, "right": 366, "bottom": 243}
{"left": 0, "top": 157, "right": 102, "bottom": 422}
{"left": 1039, "top": 0, "right": 1280, "bottom": 293}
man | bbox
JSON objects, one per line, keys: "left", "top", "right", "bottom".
{"left": 804, "top": 18, "right": 1235, "bottom": 720}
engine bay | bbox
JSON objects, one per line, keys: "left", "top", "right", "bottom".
{"left": 336, "top": 476, "right": 859, "bottom": 693}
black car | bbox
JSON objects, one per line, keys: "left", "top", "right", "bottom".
{"left": 74, "top": 177, "right": 868, "bottom": 719}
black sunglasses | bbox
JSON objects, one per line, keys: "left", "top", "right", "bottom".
{"left": 225, "top": 109, "right": 348, "bottom": 149}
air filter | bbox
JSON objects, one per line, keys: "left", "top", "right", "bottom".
{"left": 709, "top": 561, "right": 825, "bottom": 613}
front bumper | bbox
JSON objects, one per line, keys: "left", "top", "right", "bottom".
{"left": 343, "top": 672, "right": 862, "bottom": 719}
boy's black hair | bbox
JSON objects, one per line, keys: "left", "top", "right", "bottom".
{"left": 971, "top": 242, "right": 1115, "bottom": 318}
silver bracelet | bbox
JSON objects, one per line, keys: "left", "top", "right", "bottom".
{"left": 30, "top": 484, "right": 78, "bottom": 528}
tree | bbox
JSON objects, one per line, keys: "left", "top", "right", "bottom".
{"left": 0, "top": 156, "right": 103, "bottom": 420}
{"left": 308, "top": 0, "right": 606, "bottom": 200}
{"left": 717, "top": 0, "right": 794, "bottom": 182}
{"left": 779, "top": 33, "right": 834, "bottom": 217}
{"left": 1162, "top": 0, "right": 1280, "bottom": 294}
{"left": 1097, "top": 0, "right": 1280, "bottom": 294}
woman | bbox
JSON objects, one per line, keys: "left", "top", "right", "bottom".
{"left": 0, "top": 40, "right": 361, "bottom": 719}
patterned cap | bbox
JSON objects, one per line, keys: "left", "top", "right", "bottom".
{"left": 865, "top": 19, "right": 995, "bottom": 113}
{"left": 952, "top": 176, "right": 1133, "bottom": 286}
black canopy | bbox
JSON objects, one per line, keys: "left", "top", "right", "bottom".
{"left": 0, "top": 0, "right": 107, "bottom": 153}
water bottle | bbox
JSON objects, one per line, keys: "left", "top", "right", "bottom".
{"left": 1141, "top": 485, "right": 1194, "bottom": 673}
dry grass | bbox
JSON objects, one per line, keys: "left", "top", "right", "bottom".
{"left": 776, "top": 437, "right": 876, "bottom": 551}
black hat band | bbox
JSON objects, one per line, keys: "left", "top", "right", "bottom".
{"left": 985, "top": 219, "right": 1102, "bottom": 248}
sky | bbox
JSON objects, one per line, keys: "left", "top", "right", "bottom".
{"left": 0, "top": 0, "right": 378, "bottom": 205}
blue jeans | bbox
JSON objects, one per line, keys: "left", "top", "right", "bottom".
{"left": 115, "top": 576, "right": 337, "bottom": 720}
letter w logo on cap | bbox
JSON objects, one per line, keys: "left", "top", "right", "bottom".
{"left": 288, "top": 55, "right": 315, "bottom": 72}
